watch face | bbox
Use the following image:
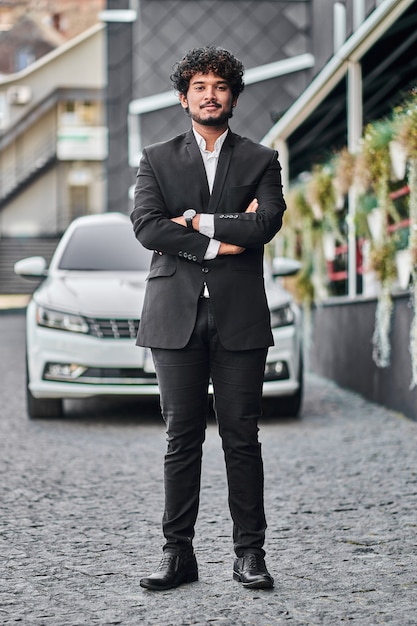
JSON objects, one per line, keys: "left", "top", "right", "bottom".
{"left": 183, "top": 209, "right": 196, "bottom": 219}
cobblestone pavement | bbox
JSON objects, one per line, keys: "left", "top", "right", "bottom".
{"left": 1, "top": 313, "right": 417, "bottom": 625}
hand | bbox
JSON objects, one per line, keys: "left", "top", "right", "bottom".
{"left": 171, "top": 216, "right": 186, "bottom": 226}
{"left": 218, "top": 242, "right": 246, "bottom": 255}
{"left": 170, "top": 215, "right": 200, "bottom": 230}
{"left": 245, "top": 198, "right": 258, "bottom": 213}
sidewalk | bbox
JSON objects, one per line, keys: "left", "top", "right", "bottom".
{"left": 0, "top": 294, "right": 30, "bottom": 313}
{"left": 1, "top": 354, "right": 416, "bottom": 624}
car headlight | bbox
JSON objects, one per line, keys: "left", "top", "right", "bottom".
{"left": 36, "top": 305, "right": 89, "bottom": 334}
{"left": 270, "top": 303, "right": 295, "bottom": 328}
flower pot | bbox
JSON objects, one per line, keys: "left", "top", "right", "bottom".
{"left": 311, "top": 203, "right": 322, "bottom": 220}
{"left": 367, "top": 207, "right": 384, "bottom": 242}
{"left": 362, "top": 240, "right": 380, "bottom": 296}
{"left": 389, "top": 140, "right": 408, "bottom": 181}
{"left": 395, "top": 248, "right": 412, "bottom": 290}
{"left": 323, "top": 233, "right": 336, "bottom": 261}
{"left": 335, "top": 191, "right": 345, "bottom": 210}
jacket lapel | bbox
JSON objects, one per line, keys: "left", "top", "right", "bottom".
{"left": 185, "top": 130, "right": 210, "bottom": 212}
{"left": 207, "top": 131, "right": 234, "bottom": 214}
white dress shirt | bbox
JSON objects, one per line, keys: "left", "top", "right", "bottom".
{"left": 193, "top": 128, "right": 229, "bottom": 260}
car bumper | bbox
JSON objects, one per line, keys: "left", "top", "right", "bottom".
{"left": 27, "top": 310, "right": 159, "bottom": 398}
{"left": 27, "top": 313, "right": 301, "bottom": 400}
{"left": 29, "top": 380, "right": 160, "bottom": 399}
{"left": 263, "top": 324, "right": 302, "bottom": 397}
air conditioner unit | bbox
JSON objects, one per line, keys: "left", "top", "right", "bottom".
{"left": 6, "top": 85, "right": 32, "bottom": 105}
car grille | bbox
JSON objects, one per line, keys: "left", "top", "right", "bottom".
{"left": 86, "top": 317, "right": 139, "bottom": 339}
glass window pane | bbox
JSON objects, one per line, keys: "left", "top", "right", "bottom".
{"left": 58, "top": 223, "right": 152, "bottom": 271}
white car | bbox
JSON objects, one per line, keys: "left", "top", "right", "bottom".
{"left": 15, "top": 213, "right": 303, "bottom": 418}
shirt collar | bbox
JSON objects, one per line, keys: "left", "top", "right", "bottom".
{"left": 193, "top": 128, "right": 229, "bottom": 155}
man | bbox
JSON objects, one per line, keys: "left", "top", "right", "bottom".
{"left": 131, "top": 46, "right": 286, "bottom": 591}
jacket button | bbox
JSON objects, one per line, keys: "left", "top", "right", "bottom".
{"left": 192, "top": 255, "right": 197, "bottom": 261}
{"left": 179, "top": 251, "right": 183, "bottom": 257}
{"left": 202, "top": 267, "right": 209, "bottom": 273}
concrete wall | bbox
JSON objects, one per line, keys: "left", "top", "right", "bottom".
{"left": 310, "top": 293, "right": 417, "bottom": 421}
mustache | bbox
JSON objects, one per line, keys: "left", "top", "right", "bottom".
{"left": 201, "top": 101, "right": 221, "bottom": 109}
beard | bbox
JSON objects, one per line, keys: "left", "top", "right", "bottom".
{"left": 189, "top": 106, "right": 233, "bottom": 126}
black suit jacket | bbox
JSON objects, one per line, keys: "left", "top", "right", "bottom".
{"left": 131, "top": 129, "right": 286, "bottom": 350}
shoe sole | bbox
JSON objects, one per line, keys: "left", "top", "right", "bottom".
{"left": 140, "top": 571, "right": 198, "bottom": 591}
{"left": 233, "top": 572, "right": 274, "bottom": 589}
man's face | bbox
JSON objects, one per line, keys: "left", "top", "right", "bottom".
{"left": 179, "top": 71, "right": 237, "bottom": 127}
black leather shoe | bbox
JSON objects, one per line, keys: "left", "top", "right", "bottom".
{"left": 140, "top": 552, "right": 198, "bottom": 591}
{"left": 233, "top": 554, "right": 274, "bottom": 589}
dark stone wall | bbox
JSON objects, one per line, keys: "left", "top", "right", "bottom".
{"left": 132, "top": 0, "right": 312, "bottom": 146}
{"left": 105, "top": 0, "right": 134, "bottom": 213}
{"left": 310, "top": 293, "right": 417, "bottom": 421}
{"left": 106, "top": 0, "right": 316, "bottom": 212}
{"left": 310, "top": 0, "right": 334, "bottom": 71}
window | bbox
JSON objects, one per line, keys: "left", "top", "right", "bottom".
{"left": 58, "top": 223, "right": 152, "bottom": 271}
{"left": 15, "top": 47, "right": 35, "bottom": 72}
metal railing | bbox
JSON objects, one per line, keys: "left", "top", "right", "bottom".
{"left": 0, "top": 135, "right": 57, "bottom": 203}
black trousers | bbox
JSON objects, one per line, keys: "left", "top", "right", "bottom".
{"left": 151, "top": 298, "right": 268, "bottom": 557}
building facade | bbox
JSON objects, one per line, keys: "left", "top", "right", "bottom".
{"left": 0, "top": 23, "right": 106, "bottom": 237}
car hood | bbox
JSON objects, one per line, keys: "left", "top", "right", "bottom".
{"left": 33, "top": 271, "right": 294, "bottom": 318}
{"left": 34, "top": 272, "right": 147, "bottom": 318}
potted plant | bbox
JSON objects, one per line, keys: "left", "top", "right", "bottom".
{"left": 368, "top": 237, "right": 397, "bottom": 367}
{"left": 306, "top": 164, "right": 345, "bottom": 266}
{"left": 306, "top": 164, "right": 336, "bottom": 219}
{"left": 333, "top": 147, "right": 356, "bottom": 209}
{"left": 281, "top": 185, "right": 318, "bottom": 362}
{"left": 394, "top": 89, "right": 417, "bottom": 385}
{"left": 359, "top": 118, "right": 401, "bottom": 367}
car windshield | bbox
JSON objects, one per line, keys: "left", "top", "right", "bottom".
{"left": 58, "top": 222, "right": 152, "bottom": 271}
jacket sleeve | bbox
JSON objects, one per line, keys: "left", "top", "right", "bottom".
{"left": 130, "top": 148, "right": 211, "bottom": 264}
{"left": 213, "top": 151, "right": 286, "bottom": 248}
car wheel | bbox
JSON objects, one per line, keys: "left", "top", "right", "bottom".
{"left": 26, "top": 357, "right": 63, "bottom": 419}
{"left": 27, "top": 388, "right": 63, "bottom": 419}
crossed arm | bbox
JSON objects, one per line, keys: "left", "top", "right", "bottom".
{"left": 132, "top": 147, "right": 285, "bottom": 261}
{"left": 169, "top": 198, "right": 258, "bottom": 256}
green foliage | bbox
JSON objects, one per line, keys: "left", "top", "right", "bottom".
{"left": 361, "top": 119, "right": 393, "bottom": 197}
{"left": 369, "top": 238, "right": 397, "bottom": 283}
{"left": 306, "top": 165, "right": 336, "bottom": 215}
{"left": 294, "top": 266, "right": 315, "bottom": 304}
{"left": 355, "top": 193, "right": 378, "bottom": 238}
{"left": 394, "top": 88, "right": 417, "bottom": 158}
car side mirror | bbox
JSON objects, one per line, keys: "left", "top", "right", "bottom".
{"left": 14, "top": 256, "right": 48, "bottom": 279}
{"left": 272, "top": 257, "right": 301, "bottom": 278}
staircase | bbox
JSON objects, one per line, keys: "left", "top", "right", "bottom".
{"left": 0, "top": 237, "right": 60, "bottom": 294}
{"left": 0, "top": 142, "right": 57, "bottom": 209}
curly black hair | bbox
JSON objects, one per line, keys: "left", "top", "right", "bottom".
{"left": 170, "top": 46, "right": 245, "bottom": 99}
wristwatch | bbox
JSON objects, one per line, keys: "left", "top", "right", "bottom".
{"left": 183, "top": 208, "right": 196, "bottom": 229}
